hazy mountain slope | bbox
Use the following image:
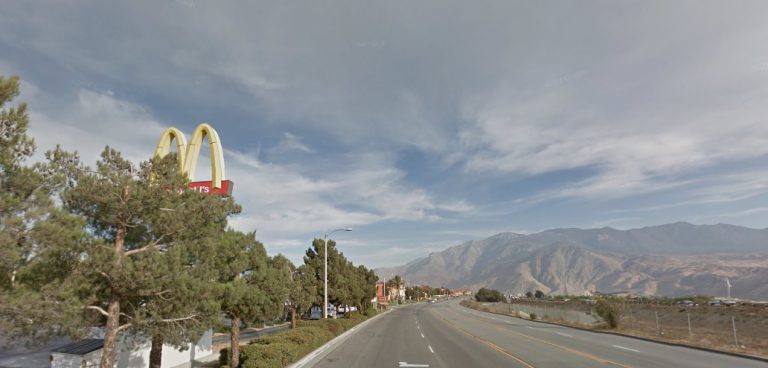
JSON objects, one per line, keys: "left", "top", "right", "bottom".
{"left": 375, "top": 223, "right": 768, "bottom": 299}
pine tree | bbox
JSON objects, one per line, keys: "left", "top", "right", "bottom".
{"left": 272, "top": 255, "right": 314, "bottom": 328}
{"left": 215, "top": 230, "right": 269, "bottom": 368}
{"left": 303, "top": 238, "right": 376, "bottom": 316}
{"left": 0, "top": 75, "right": 87, "bottom": 342}
{"left": 55, "top": 148, "right": 237, "bottom": 368}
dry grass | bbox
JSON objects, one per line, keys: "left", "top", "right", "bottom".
{"left": 465, "top": 300, "right": 768, "bottom": 359}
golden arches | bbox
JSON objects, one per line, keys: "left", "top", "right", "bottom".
{"left": 153, "top": 123, "right": 226, "bottom": 189}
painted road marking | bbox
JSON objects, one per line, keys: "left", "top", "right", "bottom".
{"left": 421, "top": 333, "right": 425, "bottom": 339}
{"left": 556, "top": 332, "right": 573, "bottom": 338}
{"left": 612, "top": 345, "right": 640, "bottom": 353}
{"left": 428, "top": 345, "right": 435, "bottom": 353}
{"left": 435, "top": 315, "right": 535, "bottom": 368}
{"left": 399, "top": 362, "right": 429, "bottom": 367}
{"left": 417, "top": 325, "right": 421, "bottom": 330}
{"left": 456, "top": 310, "right": 631, "bottom": 368}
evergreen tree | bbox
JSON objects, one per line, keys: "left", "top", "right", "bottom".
{"left": 215, "top": 230, "right": 288, "bottom": 368}
{"left": 56, "top": 148, "right": 237, "bottom": 368}
{"left": 273, "top": 255, "right": 315, "bottom": 328}
{"left": 303, "top": 238, "right": 376, "bottom": 315}
{"left": 0, "top": 75, "right": 87, "bottom": 342}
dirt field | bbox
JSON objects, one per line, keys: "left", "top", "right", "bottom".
{"left": 466, "top": 300, "right": 768, "bottom": 359}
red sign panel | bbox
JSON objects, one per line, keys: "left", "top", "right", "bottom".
{"left": 188, "top": 180, "right": 234, "bottom": 197}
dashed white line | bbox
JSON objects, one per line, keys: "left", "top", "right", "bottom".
{"left": 399, "top": 362, "right": 429, "bottom": 367}
{"left": 417, "top": 326, "right": 421, "bottom": 330}
{"left": 428, "top": 345, "right": 435, "bottom": 354}
{"left": 612, "top": 345, "right": 640, "bottom": 353}
{"left": 526, "top": 326, "right": 534, "bottom": 329}
{"left": 420, "top": 333, "right": 425, "bottom": 339}
{"left": 556, "top": 332, "right": 572, "bottom": 338}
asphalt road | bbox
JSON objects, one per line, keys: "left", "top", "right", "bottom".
{"left": 302, "top": 299, "right": 767, "bottom": 368}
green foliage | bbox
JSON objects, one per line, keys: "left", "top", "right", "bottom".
{"left": 1, "top": 75, "right": 88, "bottom": 343}
{"left": 595, "top": 299, "right": 622, "bottom": 328}
{"left": 220, "top": 316, "right": 372, "bottom": 368}
{"left": 534, "top": 289, "right": 545, "bottom": 299}
{"left": 475, "top": 288, "right": 507, "bottom": 303}
{"left": 529, "top": 313, "right": 537, "bottom": 320}
{"left": 525, "top": 291, "right": 533, "bottom": 298}
{"left": 302, "top": 238, "right": 376, "bottom": 314}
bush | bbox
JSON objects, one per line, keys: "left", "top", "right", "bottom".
{"left": 221, "top": 313, "right": 377, "bottom": 367}
{"left": 475, "top": 288, "right": 507, "bottom": 303}
{"left": 529, "top": 313, "right": 537, "bottom": 320}
{"left": 364, "top": 308, "right": 378, "bottom": 317}
{"left": 595, "top": 299, "right": 621, "bottom": 328}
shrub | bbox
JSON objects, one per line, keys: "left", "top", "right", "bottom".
{"left": 364, "top": 308, "right": 378, "bottom": 317}
{"left": 529, "top": 313, "right": 537, "bottom": 320}
{"left": 222, "top": 314, "right": 374, "bottom": 367}
{"left": 595, "top": 299, "right": 622, "bottom": 328}
{"left": 475, "top": 288, "right": 507, "bottom": 303}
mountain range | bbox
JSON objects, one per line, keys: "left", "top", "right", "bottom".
{"left": 374, "top": 223, "right": 768, "bottom": 299}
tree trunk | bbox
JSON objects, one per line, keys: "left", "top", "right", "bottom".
{"left": 99, "top": 293, "right": 121, "bottom": 368}
{"left": 149, "top": 334, "right": 163, "bottom": 368}
{"left": 99, "top": 217, "right": 126, "bottom": 368}
{"left": 290, "top": 308, "right": 297, "bottom": 329}
{"left": 230, "top": 315, "right": 241, "bottom": 368}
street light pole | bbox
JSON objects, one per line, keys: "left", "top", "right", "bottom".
{"left": 324, "top": 228, "right": 351, "bottom": 319}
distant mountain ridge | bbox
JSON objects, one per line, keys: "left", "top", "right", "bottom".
{"left": 375, "top": 223, "right": 768, "bottom": 299}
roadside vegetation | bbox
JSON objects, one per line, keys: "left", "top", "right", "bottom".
{"left": 0, "top": 74, "right": 379, "bottom": 367}
{"left": 461, "top": 293, "right": 768, "bottom": 359}
{"left": 219, "top": 309, "right": 378, "bottom": 368}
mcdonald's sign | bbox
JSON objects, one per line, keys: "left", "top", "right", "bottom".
{"left": 154, "top": 123, "right": 234, "bottom": 196}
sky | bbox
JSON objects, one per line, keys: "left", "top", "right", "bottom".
{"left": 2, "top": 1, "right": 768, "bottom": 268}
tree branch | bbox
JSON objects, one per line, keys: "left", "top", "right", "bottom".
{"left": 157, "top": 315, "right": 199, "bottom": 323}
{"left": 124, "top": 234, "right": 170, "bottom": 257}
{"left": 116, "top": 323, "right": 133, "bottom": 333}
{"left": 85, "top": 305, "right": 109, "bottom": 317}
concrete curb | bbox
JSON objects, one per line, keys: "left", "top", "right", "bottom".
{"left": 288, "top": 309, "right": 393, "bottom": 368}
{"left": 462, "top": 303, "right": 768, "bottom": 364}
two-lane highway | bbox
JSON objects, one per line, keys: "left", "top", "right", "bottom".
{"left": 300, "top": 300, "right": 766, "bottom": 368}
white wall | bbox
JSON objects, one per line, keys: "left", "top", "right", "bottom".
{"left": 51, "top": 350, "right": 101, "bottom": 368}
{"left": 116, "top": 329, "right": 214, "bottom": 368}
{"left": 52, "top": 329, "right": 213, "bottom": 368}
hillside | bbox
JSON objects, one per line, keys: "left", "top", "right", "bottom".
{"left": 375, "top": 223, "right": 768, "bottom": 299}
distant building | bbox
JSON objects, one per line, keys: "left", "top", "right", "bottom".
{"left": 376, "top": 281, "right": 388, "bottom": 309}
{"left": 450, "top": 288, "right": 472, "bottom": 297}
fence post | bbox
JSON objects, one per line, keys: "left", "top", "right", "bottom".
{"left": 655, "top": 311, "right": 661, "bottom": 336}
{"left": 629, "top": 308, "right": 633, "bottom": 330}
{"left": 731, "top": 315, "right": 739, "bottom": 347}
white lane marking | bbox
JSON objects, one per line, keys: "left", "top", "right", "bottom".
{"left": 417, "top": 325, "right": 421, "bottom": 330}
{"left": 428, "top": 345, "right": 435, "bottom": 354}
{"left": 526, "top": 326, "right": 534, "bottom": 329}
{"left": 399, "top": 362, "right": 429, "bottom": 367}
{"left": 420, "top": 333, "right": 425, "bottom": 339}
{"left": 556, "top": 332, "right": 572, "bottom": 338}
{"left": 612, "top": 345, "right": 640, "bottom": 353}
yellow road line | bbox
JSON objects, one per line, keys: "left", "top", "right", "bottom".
{"left": 457, "top": 309, "right": 633, "bottom": 368}
{"left": 433, "top": 313, "right": 536, "bottom": 368}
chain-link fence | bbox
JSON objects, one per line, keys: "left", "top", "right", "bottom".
{"left": 468, "top": 300, "right": 768, "bottom": 358}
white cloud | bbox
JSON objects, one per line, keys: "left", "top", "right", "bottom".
{"left": 28, "top": 89, "right": 166, "bottom": 165}
{"left": 269, "top": 132, "right": 314, "bottom": 154}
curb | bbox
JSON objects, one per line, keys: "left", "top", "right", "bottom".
{"left": 461, "top": 303, "right": 768, "bottom": 364}
{"left": 287, "top": 309, "right": 392, "bottom": 368}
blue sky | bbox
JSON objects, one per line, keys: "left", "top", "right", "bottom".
{"left": 3, "top": 1, "right": 768, "bottom": 268}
